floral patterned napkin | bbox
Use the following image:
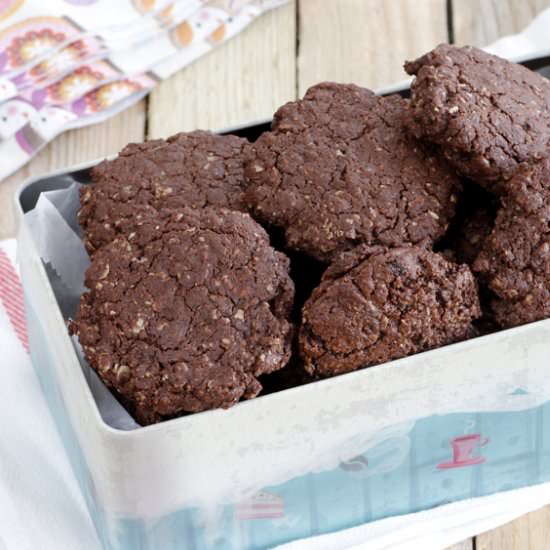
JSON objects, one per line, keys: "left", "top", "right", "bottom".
{"left": 0, "top": 0, "right": 288, "bottom": 180}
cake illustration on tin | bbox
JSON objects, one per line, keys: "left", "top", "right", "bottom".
{"left": 234, "top": 491, "right": 285, "bottom": 520}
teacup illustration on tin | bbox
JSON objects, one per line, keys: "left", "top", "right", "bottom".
{"left": 437, "top": 433, "right": 489, "bottom": 469}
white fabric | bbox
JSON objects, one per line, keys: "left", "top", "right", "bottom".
{"left": 0, "top": 239, "right": 99, "bottom": 550}
{"left": 2, "top": 8, "right": 550, "bottom": 550}
{"left": 485, "top": 8, "right": 550, "bottom": 60}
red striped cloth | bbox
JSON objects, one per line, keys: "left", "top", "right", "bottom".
{"left": 0, "top": 239, "right": 100, "bottom": 549}
{"left": 0, "top": 246, "right": 29, "bottom": 353}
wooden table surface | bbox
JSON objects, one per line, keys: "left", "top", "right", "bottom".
{"left": 1, "top": 0, "right": 550, "bottom": 548}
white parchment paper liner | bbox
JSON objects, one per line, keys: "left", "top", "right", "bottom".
{"left": 25, "top": 182, "right": 139, "bottom": 430}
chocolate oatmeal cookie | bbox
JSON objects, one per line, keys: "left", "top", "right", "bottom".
{"left": 299, "top": 245, "right": 480, "bottom": 376}
{"left": 473, "top": 159, "right": 550, "bottom": 328}
{"left": 79, "top": 130, "right": 249, "bottom": 253}
{"left": 243, "top": 82, "right": 461, "bottom": 262}
{"left": 71, "top": 206, "right": 295, "bottom": 424}
{"left": 405, "top": 44, "right": 550, "bottom": 189}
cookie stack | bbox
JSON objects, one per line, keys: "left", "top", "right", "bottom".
{"left": 243, "top": 80, "right": 481, "bottom": 377}
{"left": 405, "top": 44, "right": 550, "bottom": 328}
{"left": 71, "top": 44, "right": 550, "bottom": 424}
{"left": 72, "top": 132, "right": 295, "bottom": 425}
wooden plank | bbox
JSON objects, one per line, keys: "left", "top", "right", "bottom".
{"left": 0, "top": 102, "right": 146, "bottom": 240}
{"left": 297, "top": 4, "right": 475, "bottom": 550}
{"left": 451, "top": 1, "right": 550, "bottom": 548}
{"left": 298, "top": 5, "right": 470, "bottom": 546}
{"left": 147, "top": 1, "right": 296, "bottom": 138}
{"left": 452, "top": 0, "right": 550, "bottom": 46}
{"left": 297, "top": 0, "right": 448, "bottom": 95}
{"left": 476, "top": 505, "right": 550, "bottom": 549}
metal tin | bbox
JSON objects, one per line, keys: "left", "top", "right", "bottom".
{"left": 14, "top": 53, "right": 550, "bottom": 549}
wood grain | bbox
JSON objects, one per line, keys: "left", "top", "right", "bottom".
{"left": 452, "top": 0, "right": 550, "bottom": 46}
{"left": 147, "top": 1, "right": 296, "bottom": 138}
{"left": 0, "top": 102, "right": 146, "bottom": 240}
{"left": 298, "top": 0, "right": 448, "bottom": 94}
{"left": 476, "top": 505, "right": 550, "bottom": 549}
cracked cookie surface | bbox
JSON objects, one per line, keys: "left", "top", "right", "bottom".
{"left": 243, "top": 82, "right": 460, "bottom": 262}
{"left": 405, "top": 44, "right": 550, "bottom": 190}
{"left": 299, "top": 245, "right": 480, "bottom": 377}
{"left": 473, "top": 159, "right": 550, "bottom": 328}
{"left": 79, "top": 130, "right": 249, "bottom": 253}
{"left": 71, "top": 206, "right": 295, "bottom": 425}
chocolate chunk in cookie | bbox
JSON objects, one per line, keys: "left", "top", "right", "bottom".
{"left": 79, "top": 131, "right": 249, "bottom": 253}
{"left": 473, "top": 159, "right": 550, "bottom": 327}
{"left": 405, "top": 44, "right": 550, "bottom": 189}
{"left": 243, "top": 82, "right": 461, "bottom": 262}
{"left": 300, "top": 245, "right": 480, "bottom": 377}
{"left": 71, "top": 206, "right": 294, "bottom": 425}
